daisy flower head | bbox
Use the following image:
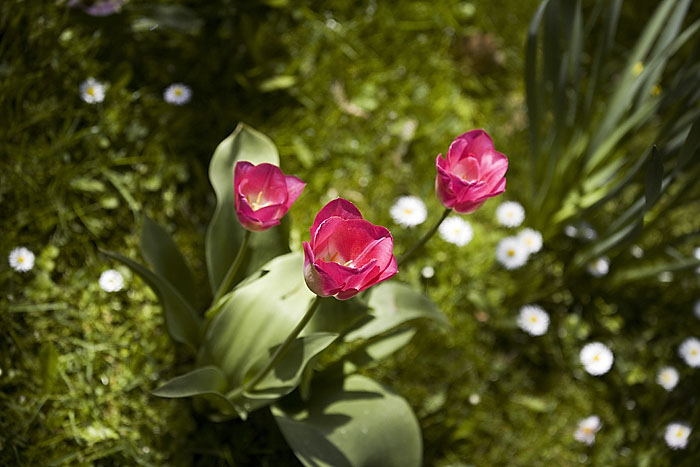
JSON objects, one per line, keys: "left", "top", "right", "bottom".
{"left": 656, "top": 366, "right": 679, "bottom": 391}
{"left": 8, "top": 247, "right": 35, "bottom": 273}
{"left": 496, "top": 201, "right": 525, "bottom": 228}
{"left": 496, "top": 236, "right": 528, "bottom": 270}
{"left": 439, "top": 216, "right": 473, "bottom": 247}
{"left": 517, "top": 305, "right": 549, "bottom": 336}
{"left": 694, "top": 246, "right": 700, "bottom": 260}
{"left": 80, "top": 77, "right": 105, "bottom": 104}
{"left": 99, "top": 269, "right": 124, "bottom": 293}
{"left": 163, "top": 83, "right": 192, "bottom": 105}
{"left": 580, "top": 342, "right": 614, "bottom": 376}
{"left": 679, "top": 337, "right": 700, "bottom": 367}
{"left": 586, "top": 257, "right": 610, "bottom": 277}
{"left": 574, "top": 415, "right": 601, "bottom": 445}
{"left": 518, "top": 228, "right": 543, "bottom": 254}
{"left": 421, "top": 265, "right": 435, "bottom": 279}
{"left": 664, "top": 423, "right": 691, "bottom": 450}
{"left": 390, "top": 196, "right": 427, "bottom": 228}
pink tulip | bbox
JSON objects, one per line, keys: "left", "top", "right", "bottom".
{"left": 435, "top": 129, "right": 508, "bottom": 214}
{"left": 234, "top": 161, "right": 305, "bottom": 232}
{"left": 303, "top": 199, "right": 398, "bottom": 300}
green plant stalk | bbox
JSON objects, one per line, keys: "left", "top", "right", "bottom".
{"left": 397, "top": 208, "right": 450, "bottom": 267}
{"left": 210, "top": 230, "right": 251, "bottom": 309}
{"left": 237, "top": 295, "right": 324, "bottom": 395}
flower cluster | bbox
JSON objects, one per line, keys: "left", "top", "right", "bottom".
{"left": 79, "top": 78, "right": 192, "bottom": 105}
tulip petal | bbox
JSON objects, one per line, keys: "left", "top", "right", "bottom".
{"left": 303, "top": 242, "right": 341, "bottom": 297}
{"left": 310, "top": 198, "right": 363, "bottom": 237}
{"left": 284, "top": 175, "right": 306, "bottom": 208}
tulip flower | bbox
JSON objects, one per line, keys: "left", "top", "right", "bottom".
{"left": 234, "top": 161, "right": 305, "bottom": 232}
{"left": 435, "top": 129, "right": 508, "bottom": 214}
{"left": 303, "top": 198, "right": 397, "bottom": 300}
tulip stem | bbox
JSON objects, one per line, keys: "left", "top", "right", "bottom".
{"left": 233, "top": 295, "right": 324, "bottom": 398}
{"left": 211, "top": 230, "right": 251, "bottom": 308}
{"left": 398, "top": 208, "right": 451, "bottom": 267}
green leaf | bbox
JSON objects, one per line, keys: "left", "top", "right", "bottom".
{"left": 340, "top": 327, "right": 418, "bottom": 375}
{"left": 103, "top": 250, "right": 201, "bottom": 350}
{"left": 151, "top": 366, "right": 237, "bottom": 415}
{"left": 140, "top": 217, "right": 198, "bottom": 308}
{"left": 344, "top": 281, "right": 448, "bottom": 342}
{"left": 243, "top": 333, "right": 338, "bottom": 397}
{"left": 573, "top": 220, "right": 642, "bottom": 268}
{"left": 205, "top": 123, "right": 287, "bottom": 295}
{"left": 644, "top": 146, "right": 663, "bottom": 209}
{"left": 272, "top": 374, "right": 422, "bottom": 467}
{"left": 152, "top": 366, "right": 228, "bottom": 398}
{"left": 612, "top": 257, "right": 700, "bottom": 285}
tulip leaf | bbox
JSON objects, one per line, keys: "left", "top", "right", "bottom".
{"left": 151, "top": 366, "right": 238, "bottom": 415}
{"left": 340, "top": 327, "right": 418, "bottom": 375}
{"left": 152, "top": 366, "right": 228, "bottom": 398}
{"left": 344, "top": 281, "right": 448, "bottom": 342}
{"left": 272, "top": 374, "right": 422, "bottom": 467}
{"left": 140, "top": 216, "right": 198, "bottom": 308}
{"left": 103, "top": 250, "right": 201, "bottom": 350}
{"left": 242, "top": 333, "right": 338, "bottom": 397}
{"left": 205, "top": 123, "right": 288, "bottom": 295}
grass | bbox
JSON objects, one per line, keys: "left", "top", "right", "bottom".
{"left": 2, "top": 0, "right": 699, "bottom": 465}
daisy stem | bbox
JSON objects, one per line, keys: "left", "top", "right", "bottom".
{"left": 209, "top": 230, "right": 251, "bottom": 312}
{"left": 229, "top": 295, "right": 324, "bottom": 399}
{"left": 398, "top": 208, "right": 451, "bottom": 267}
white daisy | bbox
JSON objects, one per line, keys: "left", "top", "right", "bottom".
{"left": 439, "top": 216, "right": 473, "bottom": 247}
{"left": 421, "top": 266, "right": 435, "bottom": 279}
{"left": 574, "top": 415, "right": 601, "bottom": 445}
{"left": 80, "top": 77, "right": 105, "bottom": 104}
{"left": 163, "top": 83, "right": 192, "bottom": 105}
{"left": 586, "top": 257, "right": 610, "bottom": 277}
{"left": 694, "top": 299, "right": 700, "bottom": 320}
{"left": 518, "top": 228, "right": 543, "bottom": 254}
{"left": 694, "top": 247, "right": 700, "bottom": 260}
{"left": 630, "top": 245, "right": 644, "bottom": 258}
{"left": 678, "top": 337, "right": 700, "bottom": 367}
{"left": 468, "top": 393, "right": 481, "bottom": 405}
{"left": 99, "top": 269, "right": 124, "bottom": 292}
{"left": 496, "top": 236, "right": 528, "bottom": 270}
{"left": 580, "top": 342, "right": 614, "bottom": 376}
{"left": 496, "top": 201, "right": 525, "bottom": 228}
{"left": 656, "top": 366, "right": 679, "bottom": 391}
{"left": 664, "top": 423, "right": 691, "bottom": 449}
{"left": 517, "top": 305, "right": 549, "bottom": 336}
{"left": 8, "top": 247, "right": 35, "bottom": 273}
{"left": 389, "top": 196, "right": 427, "bottom": 228}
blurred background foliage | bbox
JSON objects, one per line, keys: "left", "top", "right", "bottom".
{"left": 1, "top": 0, "right": 700, "bottom": 465}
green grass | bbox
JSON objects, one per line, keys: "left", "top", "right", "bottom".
{"left": 2, "top": 0, "right": 699, "bottom": 465}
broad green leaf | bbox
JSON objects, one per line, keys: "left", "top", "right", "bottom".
{"left": 205, "top": 123, "right": 286, "bottom": 295}
{"left": 151, "top": 366, "right": 237, "bottom": 415}
{"left": 344, "top": 281, "right": 448, "bottom": 342}
{"left": 201, "top": 253, "right": 356, "bottom": 414}
{"left": 272, "top": 374, "right": 422, "bottom": 467}
{"left": 340, "top": 327, "right": 418, "bottom": 375}
{"left": 140, "top": 217, "right": 198, "bottom": 308}
{"left": 104, "top": 250, "right": 201, "bottom": 350}
{"left": 243, "top": 333, "right": 338, "bottom": 397}
{"left": 152, "top": 366, "right": 227, "bottom": 398}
